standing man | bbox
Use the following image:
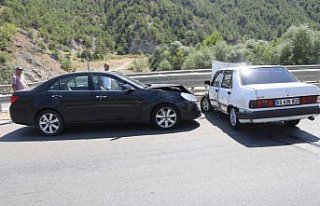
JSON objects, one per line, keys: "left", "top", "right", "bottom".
{"left": 12, "top": 66, "right": 28, "bottom": 92}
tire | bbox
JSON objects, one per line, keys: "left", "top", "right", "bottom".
{"left": 152, "top": 104, "right": 180, "bottom": 130}
{"left": 229, "top": 107, "right": 243, "bottom": 130}
{"left": 36, "top": 110, "right": 64, "bottom": 136}
{"left": 200, "top": 95, "right": 212, "bottom": 112}
{"left": 284, "top": 120, "right": 300, "bottom": 127}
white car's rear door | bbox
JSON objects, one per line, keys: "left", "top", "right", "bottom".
{"left": 218, "top": 70, "right": 233, "bottom": 113}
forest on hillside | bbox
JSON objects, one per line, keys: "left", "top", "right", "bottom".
{"left": 1, "top": 0, "right": 319, "bottom": 55}
{"left": 0, "top": 0, "right": 319, "bottom": 83}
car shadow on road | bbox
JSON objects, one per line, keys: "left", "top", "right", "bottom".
{"left": 204, "top": 112, "right": 319, "bottom": 147}
{"left": 0, "top": 121, "right": 200, "bottom": 142}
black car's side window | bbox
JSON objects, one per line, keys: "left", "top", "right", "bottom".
{"left": 221, "top": 71, "right": 233, "bottom": 89}
{"left": 48, "top": 75, "right": 89, "bottom": 91}
{"left": 92, "top": 75, "right": 124, "bottom": 91}
{"left": 49, "top": 80, "right": 60, "bottom": 90}
{"left": 212, "top": 71, "right": 224, "bottom": 87}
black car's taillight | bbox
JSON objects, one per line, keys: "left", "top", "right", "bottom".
{"left": 11, "top": 95, "right": 20, "bottom": 105}
{"left": 249, "top": 99, "right": 274, "bottom": 109}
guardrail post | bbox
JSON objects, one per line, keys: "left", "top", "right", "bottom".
{"left": 190, "top": 86, "right": 195, "bottom": 94}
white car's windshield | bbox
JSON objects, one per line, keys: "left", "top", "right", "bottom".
{"left": 240, "top": 67, "right": 298, "bottom": 85}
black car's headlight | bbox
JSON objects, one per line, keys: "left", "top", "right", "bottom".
{"left": 181, "top": 92, "right": 197, "bottom": 102}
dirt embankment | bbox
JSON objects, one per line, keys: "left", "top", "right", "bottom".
{"left": 6, "top": 30, "right": 149, "bottom": 84}
{"left": 11, "top": 31, "right": 66, "bottom": 83}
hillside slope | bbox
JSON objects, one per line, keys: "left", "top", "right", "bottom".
{"left": 1, "top": 0, "right": 319, "bottom": 55}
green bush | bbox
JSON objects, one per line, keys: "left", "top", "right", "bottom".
{"left": 202, "top": 32, "right": 223, "bottom": 47}
{"left": 274, "top": 25, "right": 320, "bottom": 65}
{"left": 182, "top": 47, "right": 215, "bottom": 70}
{"left": 60, "top": 58, "right": 72, "bottom": 71}
{"left": 128, "top": 58, "right": 148, "bottom": 72}
{"left": 0, "top": 23, "right": 16, "bottom": 51}
{"left": 0, "top": 52, "right": 9, "bottom": 64}
{"left": 61, "top": 45, "right": 71, "bottom": 53}
{"left": 149, "top": 41, "right": 191, "bottom": 71}
{"left": 37, "top": 40, "right": 47, "bottom": 51}
{"left": 158, "top": 60, "right": 172, "bottom": 71}
{"left": 0, "top": 64, "right": 14, "bottom": 84}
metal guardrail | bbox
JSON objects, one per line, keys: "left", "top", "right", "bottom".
{"left": 131, "top": 67, "right": 320, "bottom": 89}
{"left": 0, "top": 65, "right": 319, "bottom": 112}
{"left": 0, "top": 94, "right": 11, "bottom": 112}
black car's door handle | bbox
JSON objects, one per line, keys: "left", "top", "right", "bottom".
{"left": 96, "top": 95, "right": 108, "bottom": 99}
{"left": 52, "top": 95, "right": 62, "bottom": 99}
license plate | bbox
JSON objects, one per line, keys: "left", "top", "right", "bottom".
{"left": 275, "top": 98, "right": 300, "bottom": 106}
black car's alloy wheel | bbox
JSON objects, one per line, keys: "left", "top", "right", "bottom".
{"left": 152, "top": 105, "right": 179, "bottom": 129}
{"left": 36, "top": 110, "right": 64, "bottom": 136}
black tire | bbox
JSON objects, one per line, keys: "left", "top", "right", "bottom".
{"left": 36, "top": 110, "right": 64, "bottom": 136}
{"left": 151, "top": 104, "right": 180, "bottom": 130}
{"left": 284, "top": 120, "right": 300, "bottom": 127}
{"left": 200, "top": 95, "right": 212, "bottom": 113}
{"left": 229, "top": 107, "right": 243, "bottom": 130}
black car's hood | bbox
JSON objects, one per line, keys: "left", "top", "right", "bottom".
{"left": 148, "top": 84, "right": 191, "bottom": 94}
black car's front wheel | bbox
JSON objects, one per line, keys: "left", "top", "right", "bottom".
{"left": 152, "top": 104, "right": 179, "bottom": 130}
{"left": 36, "top": 110, "right": 64, "bottom": 136}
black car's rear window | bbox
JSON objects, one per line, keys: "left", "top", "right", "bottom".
{"left": 240, "top": 67, "right": 298, "bottom": 85}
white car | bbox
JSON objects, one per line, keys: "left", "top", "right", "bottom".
{"left": 201, "top": 65, "right": 320, "bottom": 129}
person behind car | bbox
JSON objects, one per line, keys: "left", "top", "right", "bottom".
{"left": 12, "top": 66, "right": 28, "bottom": 92}
{"left": 104, "top": 63, "right": 110, "bottom": 71}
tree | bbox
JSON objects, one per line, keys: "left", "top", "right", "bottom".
{"left": 202, "top": 32, "right": 224, "bottom": 47}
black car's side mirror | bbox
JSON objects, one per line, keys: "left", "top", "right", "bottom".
{"left": 122, "top": 84, "right": 136, "bottom": 94}
{"left": 204, "top": 80, "right": 210, "bottom": 85}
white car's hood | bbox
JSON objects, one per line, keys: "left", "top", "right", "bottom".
{"left": 243, "top": 82, "right": 319, "bottom": 99}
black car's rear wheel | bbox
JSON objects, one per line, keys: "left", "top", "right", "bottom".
{"left": 36, "top": 110, "right": 64, "bottom": 136}
{"left": 284, "top": 120, "right": 300, "bottom": 127}
{"left": 152, "top": 104, "right": 179, "bottom": 129}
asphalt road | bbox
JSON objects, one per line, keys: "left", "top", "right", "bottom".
{"left": 0, "top": 113, "right": 319, "bottom": 206}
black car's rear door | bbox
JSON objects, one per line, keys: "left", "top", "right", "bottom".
{"left": 90, "top": 74, "right": 144, "bottom": 121}
{"left": 47, "top": 74, "right": 95, "bottom": 123}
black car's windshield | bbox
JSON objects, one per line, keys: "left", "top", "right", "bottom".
{"left": 240, "top": 67, "right": 298, "bottom": 85}
{"left": 117, "top": 73, "right": 147, "bottom": 89}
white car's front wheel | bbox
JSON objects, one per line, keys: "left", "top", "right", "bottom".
{"left": 229, "top": 108, "right": 243, "bottom": 130}
{"left": 200, "top": 95, "right": 212, "bottom": 112}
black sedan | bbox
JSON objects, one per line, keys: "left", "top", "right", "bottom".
{"left": 10, "top": 72, "right": 201, "bottom": 136}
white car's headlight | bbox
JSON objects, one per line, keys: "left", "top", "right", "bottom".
{"left": 181, "top": 92, "right": 197, "bottom": 102}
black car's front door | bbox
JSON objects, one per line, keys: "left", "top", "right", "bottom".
{"left": 47, "top": 74, "right": 95, "bottom": 123}
{"left": 90, "top": 74, "right": 144, "bottom": 121}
